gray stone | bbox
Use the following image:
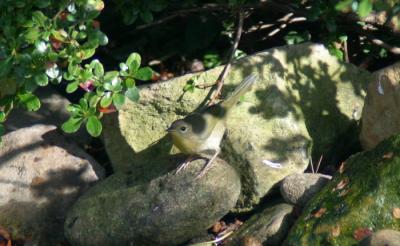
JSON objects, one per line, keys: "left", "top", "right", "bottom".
{"left": 64, "top": 157, "right": 241, "bottom": 246}
{"left": 103, "top": 43, "right": 371, "bottom": 210}
{"left": 280, "top": 173, "right": 331, "bottom": 207}
{"left": 359, "top": 229, "right": 400, "bottom": 246}
{"left": 5, "top": 86, "right": 91, "bottom": 146}
{"left": 0, "top": 124, "right": 105, "bottom": 245}
{"left": 227, "top": 203, "right": 294, "bottom": 246}
{"left": 360, "top": 62, "right": 400, "bottom": 150}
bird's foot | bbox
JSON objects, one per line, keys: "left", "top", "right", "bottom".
{"left": 175, "top": 156, "right": 194, "bottom": 174}
{"left": 194, "top": 149, "right": 220, "bottom": 180}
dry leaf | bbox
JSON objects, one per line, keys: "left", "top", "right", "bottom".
{"left": 339, "top": 162, "right": 346, "bottom": 174}
{"left": 242, "top": 236, "right": 262, "bottom": 246}
{"left": 393, "top": 208, "right": 400, "bottom": 219}
{"left": 336, "top": 177, "right": 349, "bottom": 190}
{"left": 338, "top": 188, "right": 351, "bottom": 197}
{"left": 0, "top": 226, "right": 11, "bottom": 246}
{"left": 211, "top": 221, "right": 223, "bottom": 234}
{"left": 353, "top": 228, "right": 373, "bottom": 241}
{"left": 331, "top": 225, "right": 341, "bottom": 237}
{"left": 382, "top": 152, "right": 394, "bottom": 159}
{"left": 313, "top": 208, "right": 327, "bottom": 218}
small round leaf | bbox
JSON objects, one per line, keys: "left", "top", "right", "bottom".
{"left": 86, "top": 116, "right": 102, "bottom": 137}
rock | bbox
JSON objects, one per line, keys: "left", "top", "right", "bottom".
{"left": 227, "top": 203, "right": 294, "bottom": 246}
{"left": 103, "top": 42, "right": 371, "bottom": 210}
{"left": 64, "top": 157, "right": 241, "bottom": 246}
{"left": 4, "top": 86, "right": 91, "bottom": 146}
{"left": 0, "top": 124, "right": 105, "bottom": 245}
{"left": 280, "top": 173, "right": 332, "bottom": 207}
{"left": 360, "top": 62, "right": 400, "bottom": 150}
{"left": 285, "top": 135, "right": 400, "bottom": 245}
{"left": 359, "top": 229, "right": 400, "bottom": 246}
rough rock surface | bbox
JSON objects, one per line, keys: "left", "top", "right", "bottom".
{"left": 64, "top": 157, "right": 241, "bottom": 246}
{"left": 285, "top": 135, "right": 400, "bottom": 245}
{"left": 359, "top": 229, "right": 400, "bottom": 246}
{"left": 227, "top": 203, "right": 294, "bottom": 246}
{"left": 360, "top": 62, "right": 400, "bottom": 149}
{"left": 5, "top": 86, "right": 90, "bottom": 146}
{"left": 103, "top": 43, "right": 370, "bottom": 210}
{"left": 280, "top": 173, "right": 331, "bottom": 207}
{"left": 0, "top": 124, "right": 104, "bottom": 245}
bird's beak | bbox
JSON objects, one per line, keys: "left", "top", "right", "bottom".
{"left": 166, "top": 126, "right": 173, "bottom": 132}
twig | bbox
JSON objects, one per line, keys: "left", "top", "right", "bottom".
{"left": 310, "top": 157, "right": 315, "bottom": 174}
{"left": 130, "top": 1, "right": 306, "bottom": 33}
{"left": 208, "top": 10, "right": 245, "bottom": 105}
{"left": 316, "top": 155, "right": 323, "bottom": 173}
{"left": 195, "top": 84, "right": 214, "bottom": 89}
{"left": 343, "top": 39, "right": 349, "bottom": 62}
{"left": 368, "top": 36, "right": 400, "bottom": 55}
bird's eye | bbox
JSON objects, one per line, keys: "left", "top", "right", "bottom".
{"left": 180, "top": 126, "right": 187, "bottom": 132}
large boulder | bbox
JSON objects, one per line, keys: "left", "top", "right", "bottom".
{"left": 0, "top": 124, "right": 104, "bottom": 245}
{"left": 5, "top": 86, "right": 91, "bottom": 146}
{"left": 360, "top": 62, "right": 400, "bottom": 149}
{"left": 64, "top": 157, "right": 241, "bottom": 246}
{"left": 285, "top": 134, "right": 400, "bottom": 245}
{"left": 280, "top": 173, "right": 331, "bottom": 207}
{"left": 103, "top": 43, "right": 371, "bottom": 210}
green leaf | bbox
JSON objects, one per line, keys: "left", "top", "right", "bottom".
{"left": 18, "top": 93, "right": 41, "bottom": 111}
{"left": 62, "top": 117, "right": 83, "bottom": 133}
{"left": 100, "top": 93, "right": 112, "bottom": 108}
{"left": 86, "top": 116, "right": 102, "bottom": 137}
{"left": 140, "top": 11, "right": 153, "bottom": 24}
{"left": 0, "top": 124, "right": 4, "bottom": 142}
{"left": 104, "top": 71, "right": 119, "bottom": 83}
{"left": 134, "top": 67, "right": 153, "bottom": 81}
{"left": 96, "top": 31, "right": 108, "bottom": 46}
{"left": 358, "top": 0, "right": 373, "bottom": 18}
{"left": 34, "top": 0, "right": 51, "bottom": 8}
{"left": 66, "top": 82, "right": 79, "bottom": 93}
{"left": 183, "top": 80, "right": 195, "bottom": 93}
{"left": 125, "top": 86, "right": 140, "bottom": 102}
{"left": 92, "top": 61, "right": 104, "bottom": 77}
{"left": 79, "top": 98, "right": 89, "bottom": 111}
{"left": 0, "top": 57, "right": 13, "bottom": 78}
{"left": 34, "top": 73, "right": 48, "bottom": 86}
{"left": 66, "top": 104, "right": 82, "bottom": 114}
{"left": 335, "top": 0, "right": 352, "bottom": 11}
{"left": 112, "top": 93, "right": 125, "bottom": 108}
{"left": 0, "top": 112, "right": 5, "bottom": 122}
{"left": 125, "top": 78, "right": 135, "bottom": 88}
{"left": 329, "top": 46, "right": 344, "bottom": 61}
{"left": 126, "top": 53, "right": 141, "bottom": 73}
{"left": 24, "top": 28, "right": 40, "bottom": 43}
{"left": 32, "top": 11, "right": 47, "bottom": 26}
{"left": 123, "top": 12, "right": 138, "bottom": 25}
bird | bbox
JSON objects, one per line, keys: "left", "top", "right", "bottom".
{"left": 167, "top": 73, "right": 258, "bottom": 178}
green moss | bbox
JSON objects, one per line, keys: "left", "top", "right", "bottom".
{"left": 285, "top": 135, "right": 400, "bottom": 245}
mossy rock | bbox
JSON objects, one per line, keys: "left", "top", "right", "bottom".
{"left": 285, "top": 135, "right": 400, "bottom": 245}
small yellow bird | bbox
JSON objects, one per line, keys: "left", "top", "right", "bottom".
{"left": 167, "top": 74, "right": 258, "bottom": 178}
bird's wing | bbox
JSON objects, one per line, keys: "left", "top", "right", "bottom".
{"left": 221, "top": 73, "right": 258, "bottom": 110}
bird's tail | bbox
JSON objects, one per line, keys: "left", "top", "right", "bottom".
{"left": 221, "top": 73, "right": 258, "bottom": 109}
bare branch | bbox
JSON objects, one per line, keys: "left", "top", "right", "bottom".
{"left": 208, "top": 10, "right": 245, "bottom": 105}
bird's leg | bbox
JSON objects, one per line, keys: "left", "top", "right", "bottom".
{"left": 175, "top": 155, "right": 195, "bottom": 174}
{"left": 195, "top": 148, "right": 220, "bottom": 179}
